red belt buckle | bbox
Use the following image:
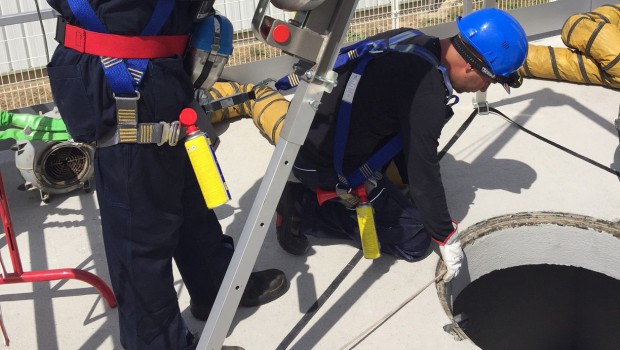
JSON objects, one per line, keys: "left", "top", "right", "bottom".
{"left": 64, "top": 24, "right": 87, "bottom": 53}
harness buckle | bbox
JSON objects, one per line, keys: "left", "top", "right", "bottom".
{"left": 167, "top": 121, "right": 181, "bottom": 146}
{"left": 368, "top": 45, "right": 382, "bottom": 54}
{"left": 156, "top": 121, "right": 170, "bottom": 146}
{"left": 155, "top": 121, "right": 182, "bottom": 146}
{"left": 113, "top": 93, "right": 140, "bottom": 143}
{"left": 114, "top": 92, "right": 140, "bottom": 126}
{"left": 335, "top": 184, "right": 360, "bottom": 208}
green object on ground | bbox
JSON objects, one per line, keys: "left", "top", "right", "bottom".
{"left": 0, "top": 110, "right": 70, "bottom": 141}
{"left": 0, "top": 128, "right": 72, "bottom": 141}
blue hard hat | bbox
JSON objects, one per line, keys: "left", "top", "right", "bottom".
{"left": 190, "top": 13, "right": 234, "bottom": 56}
{"left": 456, "top": 8, "right": 527, "bottom": 78}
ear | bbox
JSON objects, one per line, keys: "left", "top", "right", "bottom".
{"left": 465, "top": 63, "right": 475, "bottom": 74}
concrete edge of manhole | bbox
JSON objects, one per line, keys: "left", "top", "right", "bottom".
{"left": 434, "top": 211, "right": 620, "bottom": 342}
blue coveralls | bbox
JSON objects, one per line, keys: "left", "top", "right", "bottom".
{"left": 292, "top": 156, "right": 431, "bottom": 262}
{"left": 46, "top": 1, "right": 231, "bottom": 348}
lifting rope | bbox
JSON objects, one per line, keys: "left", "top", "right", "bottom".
{"left": 338, "top": 271, "right": 447, "bottom": 350}
{"left": 487, "top": 107, "right": 620, "bottom": 178}
{"left": 440, "top": 107, "right": 620, "bottom": 178}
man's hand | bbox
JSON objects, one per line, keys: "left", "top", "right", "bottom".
{"left": 438, "top": 221, "right": 463, "bottom": 283}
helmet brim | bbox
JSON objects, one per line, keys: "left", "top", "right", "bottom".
{"left": 452, "top": 35, "right": 518, "bottom": 94}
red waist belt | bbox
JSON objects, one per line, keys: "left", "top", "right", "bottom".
{"left": 58, "top": 22, "right": 189, "bottom": 59}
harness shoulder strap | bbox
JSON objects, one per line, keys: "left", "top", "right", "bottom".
{"left": 67, "top": 0, "right": 174, "bottom": 95}
{"left": 276, "top": 29, "right": 427, "bottom": 91}
{"left": 334, "top": 30, "right": 455, "bottom": 188}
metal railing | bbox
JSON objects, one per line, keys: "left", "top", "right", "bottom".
{"left": 0, "top": 0, "right": 578, "bottom": 111}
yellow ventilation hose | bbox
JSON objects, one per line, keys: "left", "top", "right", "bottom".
{"left": 518, "top": 4, "right": 620, "bottom": 89}
{"left": 207, "top": 81, "right": 290, "bottom": 144}
{"left": 206, "top": 81, "right": 411, "bottom": 187}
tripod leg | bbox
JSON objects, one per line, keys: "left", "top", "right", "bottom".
{"left": 196, "top": 0, "right": 361, "bottom": 348}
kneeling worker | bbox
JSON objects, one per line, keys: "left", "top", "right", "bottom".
{"left": 276, "top": 8, "right": 527, "bottom": 282}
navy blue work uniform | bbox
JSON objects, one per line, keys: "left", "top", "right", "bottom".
{"left": 46, "top": 1, "right": 231, "bottom": 349}
{"left": 294, "top": 29, "right": 455, "bottom": 260}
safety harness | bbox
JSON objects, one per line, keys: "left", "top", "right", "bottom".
{"left": 56, "top": 0, "right": 188, "bottom": 147}
{"left": 336, "top": 30, "right": 457, "bottom": 188}
{"left": 280, "top": 30, "right": 457, "bottom": 190}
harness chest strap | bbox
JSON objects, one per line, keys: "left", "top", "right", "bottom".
{"left": 97, "top": 93, "right": 184, "bottom": 148}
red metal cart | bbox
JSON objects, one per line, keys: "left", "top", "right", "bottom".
{"left": 0, "top": 171, "right": 117, "bottom": 346}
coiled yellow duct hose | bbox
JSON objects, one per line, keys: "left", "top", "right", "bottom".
{"left": 206, "top": 81, "right": 290, "bottom": 144}
{"left": 518, "top": 4, "right": 620, "bottom": 89}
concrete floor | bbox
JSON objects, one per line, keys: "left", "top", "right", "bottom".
{"left": 0, "top": 33, "right": 619, "bottom": 350}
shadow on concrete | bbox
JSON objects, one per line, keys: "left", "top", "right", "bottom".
{"left": 0, "top": 160, "right": 120, "bottom": 349}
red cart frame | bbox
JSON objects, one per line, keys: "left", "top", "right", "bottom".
{"left": 0, "top": 172, "right": 117, "bottom": 346}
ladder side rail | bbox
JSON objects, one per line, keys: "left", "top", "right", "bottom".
{"left": 197, "top": 0, "right": 360, "bottom": 348}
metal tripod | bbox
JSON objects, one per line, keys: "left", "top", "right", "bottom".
{"left": 196, "top": 0, "right": 360, "bottom": 348}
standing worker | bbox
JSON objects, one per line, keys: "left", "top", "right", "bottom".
{"left": 276, "top": 8, "right": 528, "bottom": 282}
{"left": 46, "top": 1, "right": 289, "bottom": 349}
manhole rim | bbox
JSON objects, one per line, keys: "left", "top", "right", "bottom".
{"left": 435, "top": 211, "right": 620, "bottom": 342}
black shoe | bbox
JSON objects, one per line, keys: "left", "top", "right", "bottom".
{"left": 276, "top": 182, "right": 310, "bottom": 255}
{"left": 190, "top": 269, "right": 289, "bottom": 320}
{"left": 240, "top": 269, "right": 289, "bottom": 307}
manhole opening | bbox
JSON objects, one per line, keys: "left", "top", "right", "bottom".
{"left": 452, "top": 264, "right": 620, "bottom": 350}
{"left": 437, "top": 212, "right": 620, "bottom": 350}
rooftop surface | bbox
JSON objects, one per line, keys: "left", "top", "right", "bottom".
{"left": 0, "top": 33, "right": 619, "bottom": 350}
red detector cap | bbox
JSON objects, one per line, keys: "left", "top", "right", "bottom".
{"left": 272, "top": 24, "right": 290, "bottom": 44}
{"left": 179, "top": 108, "right": 199, "bottom": 133}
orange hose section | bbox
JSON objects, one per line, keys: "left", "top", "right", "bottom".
{"left": 207, "top": 81, "right": 290, "bottom": 144}
{"left": 518, "top": 45, "right": 620, "bottom": 87}
{"left": 562, "top": 4, "right": 620, "bottom": 77}
{"left": 518, "top": 4, "right": 620, "bottom": 89}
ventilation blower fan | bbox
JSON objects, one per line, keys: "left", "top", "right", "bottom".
{"left": 11, "top": 109, "right": 95, "bottom": 203}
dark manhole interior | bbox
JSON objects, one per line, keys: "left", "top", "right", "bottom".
{"left": 452, "top": 264, "right": 620, "bottom": 350}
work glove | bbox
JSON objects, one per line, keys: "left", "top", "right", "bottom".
{"left": 438, "top": 221, "right": 463, "bottom": 283}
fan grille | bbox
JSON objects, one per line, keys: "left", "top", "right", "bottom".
{"left": 42, "top": 146, "right": 89, "bottom": 184}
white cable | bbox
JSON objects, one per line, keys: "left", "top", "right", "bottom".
{"left": 338, "top": 271, "right": 446, "bottom": 350}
